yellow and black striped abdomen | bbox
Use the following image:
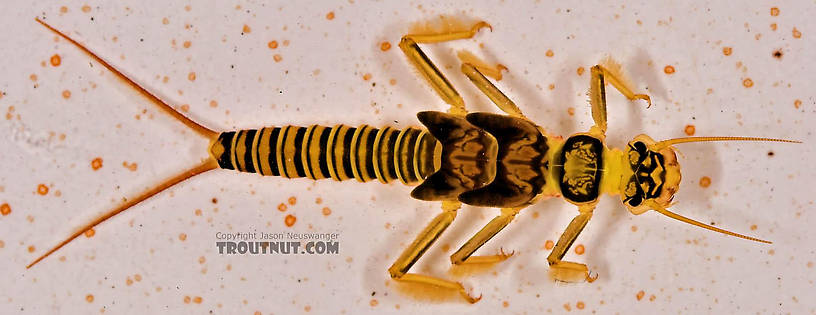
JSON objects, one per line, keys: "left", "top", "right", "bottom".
{"left": 208, "top": 125, "right": 439, "bottom": 185}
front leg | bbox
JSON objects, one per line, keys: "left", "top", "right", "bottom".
{"left": 547, "top": 205, "right": 597, "bottom": 282}
{"left": 589, "top": 61, "right": 652, "bottom": 135}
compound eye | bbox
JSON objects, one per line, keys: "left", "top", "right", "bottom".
{"left": 633, "top": 141, "right": 647, "bottom": 154}
{"left": 628, "top": 194, "right": 643, "bottom": 207}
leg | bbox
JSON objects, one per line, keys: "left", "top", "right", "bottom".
{"left": 547, "top": 206, "right": 598, "bottom": 282}
{"left": 460, "top": 61, "right": 524, "bottom": 118}
{"left": 400, "top": 21, "right": 492, "bottom": 115}
{"left": 450, "top": 207, "right": 523, "bottom": 265}
{"left": 589, "top": 63, "right": 651, "bottom": 135}
{"left": 388, "top": 201, "right": 481, "bottom": 303}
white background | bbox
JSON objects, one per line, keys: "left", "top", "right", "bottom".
{"left": 1, "top": 1, "right": 814, "bottom": 314}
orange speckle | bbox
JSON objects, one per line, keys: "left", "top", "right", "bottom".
{"left": 544, "top": 240, "right": 554, "bottom": 250}
{"left": 502, "top": 301, "right": 509, "bottom": 308}
{"left": 60, "top": 6, "right": 68, "bottom": 13}
{"left": 179, "top": 104, "right": 190, "bottom": 113}
{"left": 722, "top": 47, "right": 732, "bottom": 56}
{"left": 209, "top": 100, "right": 218, "bottom": 108}
{"left": 792, "top": 27, "right": 801, "bottom": 39}
{"left": 91, "top": 157, "right": 103, "bottom": 170}
{"left": 198, "top": 256, "right": 206, "bottom": 264}
{"left": 794, "top": 99, "right": 801, "bottom": 109}
{"left": 684, "top": 124, "right": 696, "bottom": 136}
{"left": 195, "top": 209, "right": 202, "bottom": 216}
{"left": 183, "top": 41, "right": 191, "bottom": 48}
{"left": 768, "top": 249, "right": 775, "bottom": 255}
{"left": 277, "top": 203, "right": 287, "bottom": 212}
{"left": 37, "top": 184, "right": 49, "bottom": 195}
{"left": 0, "top": 203, "right": 10, "bottom": 216}
{"left": 126, "top": 277, "right": 133, "bottom": 286}
{"left": 288, "top": 196, "right": 297, "bottom": 205}
{"left": 183, "top": 296, "right": 191, "bottom": 304}
{"left": 699, "top": 176, "right": 711, "bottom": 188}
{"left": 369, "top": 299, "right": 378, "bottom": 307}
{"left": 575, "top": 244, "right": 585, "bottom": 255}
{"left": 362, "top": 73, "right": 372, "bottom": 81}
{"left": 254, "top": 312, "right": 261, "bottom": 315}
{"left": 273, "top": 54, "right": 283, "bottom": 62}
{"left": 211, "top": 198, "right": 218, "bottom": 204}
{"left": 27, "top": 245, "right": 36, "bottom": 253}
{"left": 29, "top": 74, "right": 38, "bottom": 81}
{"left": 283, "top": 40, "right": 290, "bottom": 47}
{"left": 284, "top": 214, "right": 296, "bottom": 227}
{"left": 62, "top": 90, "right": 71, "bottom": 99}
{"left": 162, "top": 17, "right": 169, "bottom": 25}
{"left": 178, "top": 233, "right": 187, "bottom": 241}
{"left": 326, "top": 11, "right": 335, "bottom": 20}
{"left": 548, "top": 84, "right": 555, "bottom": 90}
{"left": 649, "top": 295, "right": 656, "bottom": 302}
{"left": 122, "top": 161, "right": 138, "bottom": 171}
{"left": 742, "top": 78, "right": 754, "bottom": 88}
{"left": 134, "top": 274, "right": 142, "bottom": 281}
{"left": 576, "top": 67, "right": 585, "bottom": 76}
{"left": 84, "top": 228, "right": 95, "bottom": 238}
{"left": 750, "top": 224, "right": 758, "bottom": 231}
{"left": 50, "top": 54, "right": 61, "bottom": 67}
{"left": 242, "top": 24, "right": 251, "bottom": 34}
{"left": 807, "top": 261, "right": 813, "bottom": 268}
{"left": 193, "top": 296, "right": 202, "bottom": 304}
{"left": 86, "top": 294, "right": 94, "bottom": 303}
{"left": 322, "top": 207, "right": 332, "bottom": 216}
{"left": 770, "top": 7, "right": 779, "bottom": 16}
{"left": 380, "top": 41, "right": 392, "bottom": 51}
{"left": 576, "top": 301, "right": 585, "bottom": 309}
{"left": 567, "top": 107, "right": 575, "bottom": 116}
{"left": 268, "top": 40, "right": 278, "bottom": 49}
{"left": 563, "top": 303, "right": 571, "bottom": 311}
{"left": 188, "top": 72, "right": 196, "bottom": 81}
{"left": 770, "top": 23, "right": 777, "bottom": 31}
{"left": 315, "top": 198, "right": 322, "bottom": 204}
{"left": 81, "top": 5, "right": 91, "bottom": 13}
{"left": 663, "top": 65, "right": 675, "bottom": 74}
{"left": 304, "top": 305, "right": 311, "bottom": 312}
{"left": 0, "top": 240, "right": 4, "bottom": 248}
{"left": 631, "top": 225, "right": 638, "bottom": 232}
{"left": 636, "top": 290, "right": 645, "bottom": 301}
{"left": 545, "top": 49, "right": 554, "bottom": 57}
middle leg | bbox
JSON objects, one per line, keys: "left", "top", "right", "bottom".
{"left": 449, "top": 207, "right": 525, "bottom": 265}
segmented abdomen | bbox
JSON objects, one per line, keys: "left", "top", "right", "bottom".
{"left": 209, "top": 125, "right": 439, "bottom": 185}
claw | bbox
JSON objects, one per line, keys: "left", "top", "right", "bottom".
{"left": 498, "top": 247, "right": 515, "bottom": 258}
{"left": 634, "top": 94, "right": 652, "bottom": 108}
{"left": 586, "top": 270, "right": 599, "bottom": 283}
{"left": 461, "top": 291, "right": 483, "bottom": 304}
{"left": 472, "top": 21, "right": 493, "bottom": 33}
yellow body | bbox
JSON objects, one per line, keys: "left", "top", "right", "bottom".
{"left": 29, "top": 18, "right": 797, "bottom": 304}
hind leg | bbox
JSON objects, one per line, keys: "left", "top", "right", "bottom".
{"left": 388, "top": 201, "right": 481, "bottom": 303}
{"left": 400, "top": 21, "right": 491, "bottom": 115}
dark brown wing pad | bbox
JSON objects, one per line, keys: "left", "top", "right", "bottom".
{"left": 458, "top": 113, "right": 549, "bottom": 207}
{"left": 411, "top": 111, "right": 498, "bottom": 201}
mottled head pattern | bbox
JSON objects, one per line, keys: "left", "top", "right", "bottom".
{"left": 621, "top": 134, "right": 681, "bottom": 214}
